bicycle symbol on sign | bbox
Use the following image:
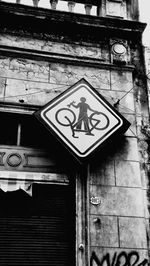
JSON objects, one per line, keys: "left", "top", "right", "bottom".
{"left": 55, "top": 97, "right": 110, "bottom": 138}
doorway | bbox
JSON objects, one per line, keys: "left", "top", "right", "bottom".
{"left": 0, "top": 183, "right": 75, "bottom": 266}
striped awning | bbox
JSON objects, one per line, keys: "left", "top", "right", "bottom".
{"left": 0, "top": 171, "right": 69, "bottom": 196}
{"left": 0, "top": 179, "right": 32, "bottom": 196}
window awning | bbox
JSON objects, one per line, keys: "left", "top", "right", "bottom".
{"left": 0, "top": 171, "right": 69, "bottom": 196}
{"left": 0, "top": 180, "right": 32, "bottom": 196}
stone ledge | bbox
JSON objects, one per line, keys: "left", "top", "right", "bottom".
{"left": 0, "top": 1, "right": 146, "bottom": 40}
{"left": 0, "top": 45, "right": 135, "bottom": 71}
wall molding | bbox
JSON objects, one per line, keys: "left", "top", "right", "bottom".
{"left": 0, "top": 45, "right": 135, "bottom": 71}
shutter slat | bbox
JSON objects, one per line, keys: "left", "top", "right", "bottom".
{"left": 0, "top": 184, "right": 74, "bottom": 266}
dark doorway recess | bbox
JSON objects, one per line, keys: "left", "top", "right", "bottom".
{"left": 0, "top": 183, "right": 75, "bottom": 266}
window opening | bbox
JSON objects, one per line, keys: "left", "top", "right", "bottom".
{"left": 0, "top": 112, "right": 51, "bottom": 149}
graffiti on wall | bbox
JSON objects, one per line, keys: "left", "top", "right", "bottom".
{"left": 90, "top": 251, "right": 148, "bottom": 266}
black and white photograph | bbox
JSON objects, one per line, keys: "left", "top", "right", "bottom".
{"left": 0, "top": 0, "right": 149, "bottom": 265}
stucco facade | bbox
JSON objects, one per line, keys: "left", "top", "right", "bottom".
{"left": 0, "top": 0, "right": 149, "bottom": 265}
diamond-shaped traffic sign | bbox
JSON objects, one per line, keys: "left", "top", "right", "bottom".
{"left": 34, "top": 78, "right": 130, "bottom": 160}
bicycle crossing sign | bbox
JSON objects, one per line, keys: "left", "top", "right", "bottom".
{"left": 35, "top": 78, "right": 130, "bottom": 160}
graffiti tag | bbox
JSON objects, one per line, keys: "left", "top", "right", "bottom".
{"left": 90, "top": 251, "right": 148, "bottom": 266}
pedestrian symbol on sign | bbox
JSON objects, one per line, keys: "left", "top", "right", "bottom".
{"left": 55, "top": 97, "right": 110, "bottom": 138}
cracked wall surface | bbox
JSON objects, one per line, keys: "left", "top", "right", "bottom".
{"left": 0, "top": 16, "right": 149, "bottom": 266}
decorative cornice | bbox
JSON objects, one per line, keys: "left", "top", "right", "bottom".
{"left": 0, "top": 101, "right": 39, "bottom": 114}
{"left": 0, "top": 2, "right": 146, "bottom": 42}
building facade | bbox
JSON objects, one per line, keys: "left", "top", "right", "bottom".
{"left": 0, "top": 0, "right": 149, "bottom": 265}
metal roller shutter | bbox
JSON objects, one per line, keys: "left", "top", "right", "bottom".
{"left": 0, "top": 184, "right": 75, "bottom": 266}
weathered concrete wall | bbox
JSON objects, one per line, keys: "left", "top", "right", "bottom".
{"left": 0, "top": 27, "right": 149, "bottom": 266}
{"left": 90, "top": 152, "right": 148, "bottom": 264}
